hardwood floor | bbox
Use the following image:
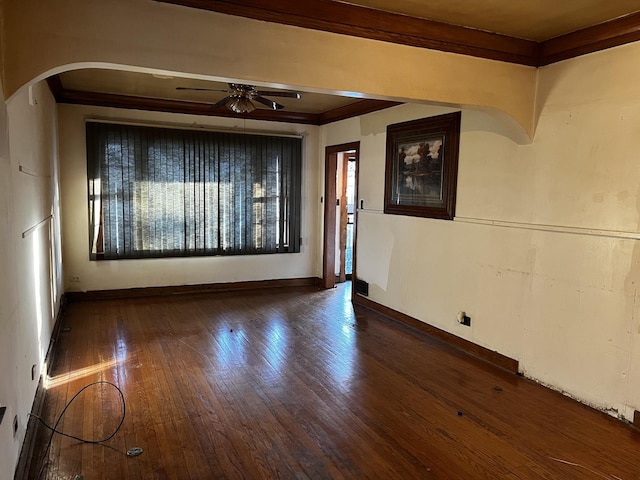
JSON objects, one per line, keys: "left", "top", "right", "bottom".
{"left": 27, "top": 284, "right": 640, "bottom": 479}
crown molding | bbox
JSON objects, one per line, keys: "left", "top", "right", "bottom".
{"left": 156, "top": 0, "right": 640, "bottom": 67}
{"left": 538, "top": 11, "right": 640, "bottom": 66}
{"left": 46, "top": 77, "right": 398, "bottom": 125}
{"left": 155, "top": 0, "right": 539, "bottom": 66}
{"left": 318, "top": 99, "right": 402, "bottom": 124}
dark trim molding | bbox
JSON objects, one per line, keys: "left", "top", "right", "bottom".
{"left": 156, "top": 0, "right": 640, "bottom": 67}
{"left": 634, "top": 410, "right": 640, "bottom": 429}
{"left": 65, "top": 277, "right": 321, "bottom": 302}
{"left": 539, "top": 11, "right": 640, "bottom": 66}
{"left": 14, "top": 294, "right": 68, "bottom": 480}
{"left": 14, "top": 377, "right": 46, "bottom": 480}
{"left": 322, "top": 142, "right": 360, "bottom": 289}
{"left": 48, "top": 86, "right": 319, "bottom": 124}
{"left": 46, "top": 79, "right": 399, "bottom": 126}
{"left": 318, "top": 100, "right": 402, "bottom": 125}
{"left": 156, "top": 0, "right": 539, "bottom": 66}
{"left": 352, "top": 293, "right": 519, "bottom": 374}
{"left": 46, "top": 75, "right": 64, "bottom": 102}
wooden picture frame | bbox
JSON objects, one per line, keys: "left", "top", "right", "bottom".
{"left": 384, "top": 112, "right": 461, "bottom": 220}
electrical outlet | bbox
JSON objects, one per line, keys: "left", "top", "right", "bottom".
{"left": 457, "top": 311, "right": 471, "bottom": 327}
{"left": 71, "top": 275, "right": 80, "bottom": 283}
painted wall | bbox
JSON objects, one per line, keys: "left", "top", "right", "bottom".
{"left": 58, "top": 105, "right": 320, "bottom": 292}
{"left": 323, "top": 42, "right": 640, "bottom": 421}
{"left": 2, "top": 0, "right": 535, "bottom": 138}
{"left": 0, "top": 80, "right": 63, "bottom": 478}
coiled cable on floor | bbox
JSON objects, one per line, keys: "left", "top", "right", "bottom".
{"left": 30, "top": 380, "right": 126, "bottom": 479}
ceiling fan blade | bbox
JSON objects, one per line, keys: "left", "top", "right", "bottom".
{"left": 212, "top": 96, "right": 231, "bottom": 109}
{"left": 256, "top": 90, "right": 301, "bottom": 99}
{"left": 254, "top": 95, "right": 284, "bottom": 110}
{"left": 176, "top": 87, "right": 228, "bottom": 92}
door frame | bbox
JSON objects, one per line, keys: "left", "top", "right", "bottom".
{"left": 322, "top": 141, "right": 360, "bottom": 290}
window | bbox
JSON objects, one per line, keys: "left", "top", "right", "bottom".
{"left": 86, "top": 122, "right": 302, "bottom": 260}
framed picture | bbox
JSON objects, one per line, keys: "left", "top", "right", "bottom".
{"left": 384, "top": 112, "right": 461, "bottom": 220}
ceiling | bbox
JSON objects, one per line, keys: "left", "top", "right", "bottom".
{"left": 52, "top": 69, "right": 400, "bottom": 124}
{"left": 48, "top": 1, "right": 640, "bottom": 124}
{"left": 343, "top": 0, "right": 640, "bottom": 41}
{"left": 58, "top": 69, "right": 360, "bottom": 114}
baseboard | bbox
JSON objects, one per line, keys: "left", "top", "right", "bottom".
{"left": 14, "top": 377, "right": 46, "bottom": 480}
{"left": 352, "top": 294, "right": 519, "bottom": 374}
{"left": 14, "top": 293, "right": 67, "bottom": 480}
{"left": 634, "top": 410, "right": 640, "bottom": 429}
{"left": 66, "top": 277, "right": 322, "bottom": 302}
{"left": 44, "top": 293, "right": 68, "bottom": 377}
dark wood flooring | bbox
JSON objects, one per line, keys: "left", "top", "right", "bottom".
{"left": 27, "top": 284, "right": 640, "bottom": 479}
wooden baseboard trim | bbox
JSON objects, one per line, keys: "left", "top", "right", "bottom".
{"left": 352, "top": 294, "right": 519, "bottom": 374}
{"left": 66, "top": 277, "right": 322, "bottom": 302}
{"left": 14, "top": 377, "right": 46, "bottom": 480}
{"left": 15, "top": 376, "right": 48, "bottom": 480}
{"left": 634, "top": 410, "right": 640, "bottom": 429}
{"left": 44, "top": 294, "right": 68, "bottom": 376}
{"left": 14, "top": 294, "right": 68, "bottom": 480}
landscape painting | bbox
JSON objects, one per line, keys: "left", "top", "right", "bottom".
{"left": 384, "top": 112, "right": 461, "bottom": 220}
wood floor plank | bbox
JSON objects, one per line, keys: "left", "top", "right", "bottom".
{"left": 25, "top": 284, "right": 640, "bottom": 479}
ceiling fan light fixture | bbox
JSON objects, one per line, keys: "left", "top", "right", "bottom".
{"left": 177, "top": 82, "right": 301, "bottom": 113}
{"left": 227, "top": 96, "right": 256, "bottom": 113}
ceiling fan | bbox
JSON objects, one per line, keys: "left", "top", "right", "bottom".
{"left": 176, "top": 83, "right": 302, "bottom": 113}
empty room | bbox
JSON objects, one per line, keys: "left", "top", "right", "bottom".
{"left": 2, "top": 1, "right": 640, "bottom": 478}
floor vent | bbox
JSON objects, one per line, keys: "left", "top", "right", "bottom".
{"left": 354, "top": 279, "right": 369, "bottom": 296}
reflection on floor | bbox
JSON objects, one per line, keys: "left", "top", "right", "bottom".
{"left": 27, "top": 283, "right": 640, "bottom": 479}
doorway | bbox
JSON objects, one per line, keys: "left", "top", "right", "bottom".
{"left": 322, "top": 142, "right": 360, "bottom": 291}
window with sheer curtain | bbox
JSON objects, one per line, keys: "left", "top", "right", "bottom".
{"left": 86, "top": 122, "right": 302, "bottom": 260}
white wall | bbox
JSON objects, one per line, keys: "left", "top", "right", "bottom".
{"left": 58, "top": 105, "right": 320, "bottom": 292}
{"left": 323, "top": 43, "right": 640, "bottom": 422}
{"left": 0, "top": 80, "right": 63, "bottom": 479}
